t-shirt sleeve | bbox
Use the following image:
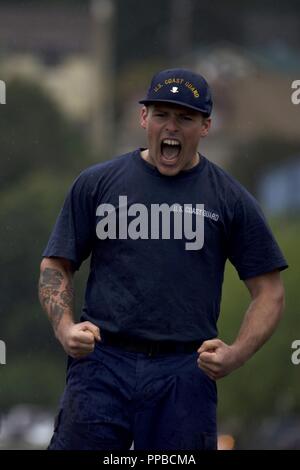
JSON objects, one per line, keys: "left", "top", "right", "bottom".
{"left": 42, "top": 171, "right": 96, "bottom": 271}
{"left": 228, "top": 191, "right": 288, "bottom": 280}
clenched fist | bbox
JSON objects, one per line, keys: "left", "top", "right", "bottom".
{"left": 197, "top": 338, "right": 241, "bottom": 380}
{"left": 55, "top": 320, "right": 101, "bottom": 359}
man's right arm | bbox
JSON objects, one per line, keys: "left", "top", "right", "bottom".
{"left": 38, "top": 257, "right": 101, "bottom": 358}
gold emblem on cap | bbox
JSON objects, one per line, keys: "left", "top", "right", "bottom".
{"left": 153, "top": 77, "right": 200, "bottom": 98}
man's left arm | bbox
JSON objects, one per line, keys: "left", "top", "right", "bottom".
{"left": 197, "top": 270, "right": 285, "bottom": 380}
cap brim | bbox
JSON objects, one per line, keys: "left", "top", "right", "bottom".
{"left": 139, "top": 99, "right": 210, "bottom": 116}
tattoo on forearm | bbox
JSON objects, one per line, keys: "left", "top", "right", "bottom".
{"left": 41, "top": 268, "right": 63, "bottom": 288}
{"left": 39, "top": 267, "right": 74, "bottom": 331}
{"left": 60, "top": 282, "right": 74, "bottom": 309}
{"left": 50, "top": 303, "right": 64, "bottom": 331}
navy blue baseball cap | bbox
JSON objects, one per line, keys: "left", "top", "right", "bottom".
{"left": 139, "top": 68, "right": 213, "bottom": 117}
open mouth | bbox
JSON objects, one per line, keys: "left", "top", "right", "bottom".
{"left": 160, "top": 139, "right": 182, "bottom": 163}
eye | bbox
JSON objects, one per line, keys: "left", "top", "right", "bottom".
{"left": 180, "top": 115, "right": 193, "bottom": 121}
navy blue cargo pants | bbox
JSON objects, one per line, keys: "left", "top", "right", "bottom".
{"left": 48, "top": 339, "right": 217, "bottom": 450}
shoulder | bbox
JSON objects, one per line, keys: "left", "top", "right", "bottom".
{"left": 69, "top": 150, "right": 136, "bottom": 192}
{"left": 205, "top": 157, "right": 258, "bottom": 206}
{"left": 77, "top": 151, "right": 135, "bottom": 181}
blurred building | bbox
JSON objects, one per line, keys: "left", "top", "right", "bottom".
{"left": 117, "top": 44, "right": 300, "bottom": 167}
{"left": 193, "top": 45, "right": 300, "bottom": 165}
{"left": 1, "top": 2, "right": 299, "bottom": 163}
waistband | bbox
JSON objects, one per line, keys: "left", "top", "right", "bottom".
{"left": 99, "top": 329, "right": 201, "bottom": 356}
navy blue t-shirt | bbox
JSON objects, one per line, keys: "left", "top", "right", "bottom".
{"left": 42, "top": 149, "right": 288, "bottom": 342}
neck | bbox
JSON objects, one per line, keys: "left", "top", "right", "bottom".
{"left": 140, "top": 149, "right": 201, "bottom": 170}
{"left": 185, "top": 152, "right": 200, "bottom": 170}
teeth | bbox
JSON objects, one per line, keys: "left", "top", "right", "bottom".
{"left": 162, "top": 139, "right": 180, "bottom": 146}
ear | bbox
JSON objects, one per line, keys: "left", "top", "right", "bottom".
{"left": 140, "top": 106, "right": 148, "bottom": 129}
{"left": 200, "top": 117, "right": 211, "bottom": 138}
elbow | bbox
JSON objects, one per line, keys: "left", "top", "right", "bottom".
{"left": 40, "top": 257, "right": 50, "bottom": 274}
{"left": 39, "top": 256, "right": 75, "bottom": 276}
{"left": 39, "top": 257, "right": 55, "bottom": 280}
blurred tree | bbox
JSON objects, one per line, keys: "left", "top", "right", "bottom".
{"left": 0, "top": 172, "right": 91, "bottom": 409}
{"left": 115, "top": 0, "right": 169, "bottom": 69}
{"left": 218, "top": 218, "right": 300, "bottom": 435}
{"left": 0, "top": 79, "right": 90, "bottom": 192}
{"left": 0, "top": 172, "right": 91, "bottom": 408}
{"left": 0, "top": 77, "right": 93, "bottom": 409}
{"left": 167, "top": 0, "right": 194, "bottom": 60}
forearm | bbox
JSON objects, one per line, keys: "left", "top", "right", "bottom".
{"left": 232, "top": 288, "right": 285, "bottom": 367}
{"left": 39, "top": 258, "right": 100, "bottom": 358}
{"left": 38, "top": 257, "right": 75, "bottom": 338}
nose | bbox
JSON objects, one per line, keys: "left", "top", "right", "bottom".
{"left": 165, "top": 115, "right": 179, "bottom": 133}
